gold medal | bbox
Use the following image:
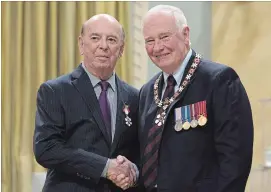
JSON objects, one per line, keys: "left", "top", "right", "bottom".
{"left": 182, "top": 121, "right": 190, "bottom": 130}
{"left": 197, "top": 101, "right": 208, "bottom": 126}
{"left": 182, "top": 106, "right": 190, "bottom": 130}
{"left": 198, "top": 115, "right": 207, "bottom": 126}
{"left": 190, "top": 119, "right": 198, "bottom": 128}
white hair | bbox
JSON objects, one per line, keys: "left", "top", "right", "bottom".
{"left": 144, "top": 5, "right": 188, "bottom": 30}
{"left": 143, "top": 5, "right": 191, "bottom": 46}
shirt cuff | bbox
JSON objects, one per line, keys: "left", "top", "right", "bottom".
{"left": 132, "top": 163, "right": 139, "bottom": 181}
{"left": 101, "top": 158, "right": 110, "bottom": 178}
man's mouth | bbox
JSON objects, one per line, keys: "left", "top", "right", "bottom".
{"left": 155, "top": 53, "right": 170, "bottom": 58}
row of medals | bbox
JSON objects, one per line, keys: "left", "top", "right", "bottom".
{"left": 175, "top": 114, "right": 207, "bottom": 131}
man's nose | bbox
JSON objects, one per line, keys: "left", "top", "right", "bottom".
{"left": 99, "top": 38, "right": 109, "bottom": 50}
{"left": 153, "top": 40, "right": 164, "bottom": 53}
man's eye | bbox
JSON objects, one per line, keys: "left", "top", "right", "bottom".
{"left": 108, "top": 38, "right": 116, "bottom": 42}
{"left": 146, "top": 40, "right": 154, "bottom": 44}
{"left": 161, "top": 36, "right": 169, "bottom": 39}
{"left": 91, "top": 36, "right": 99, "bottom": 40}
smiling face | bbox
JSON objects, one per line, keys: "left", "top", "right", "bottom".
{"left": 143, "top": 11, "right": 190, "bottom": 74}
{"left": 78, "top": 15, "right": 124, "bottom": 79}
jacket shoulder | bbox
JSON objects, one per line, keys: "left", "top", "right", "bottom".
{"left": 117, "top": 78, "right": 139, "bottom": 98}
{"left": 38, "top": 72, "right": 72, "bottom": 92}
{"left": 198, "top": 59, "right": 239, "bottom": 81}
{"left": 140, "top": 72, "right": 161, "bottom": 93}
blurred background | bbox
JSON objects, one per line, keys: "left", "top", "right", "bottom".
{"left": 1, "top": 1, "right": 271, "bottom": 192}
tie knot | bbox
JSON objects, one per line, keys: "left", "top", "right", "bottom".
{"left": 99, "top": 81, "right": 110, "bottom": 91}
{"left": 167, "top": 75, "right": 176, "bottom": 86}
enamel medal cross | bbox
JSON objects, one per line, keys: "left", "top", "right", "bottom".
{"left": 123, "top": 104, "right": 132, "bottom": 126}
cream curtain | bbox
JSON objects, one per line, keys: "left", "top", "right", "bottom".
{"left": 1, "top": 2, "right": 132, "bottom": 192}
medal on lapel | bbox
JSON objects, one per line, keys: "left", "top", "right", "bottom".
{"left": 174, "top": 107, "right": 182, "bottom": 131}
{"left": 182, "top": 105, "right": 191, "bottom": 130}
{"left": 153, "top": 54, "right": 202, "bottom": 127}
{"left": 197, "top": 101, "right": 207, "bottom": 126}
{"left": 190, "top": 103, "right": 198, "bottom": 128}
{"left": 123, "top": 104, "right": 132, "bottom": 126}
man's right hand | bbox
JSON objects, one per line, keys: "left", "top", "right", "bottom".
{"left": 106, "top": 157, "right": 136, "bottom": 190}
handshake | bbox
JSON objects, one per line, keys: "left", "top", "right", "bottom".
{"left": 106, "top": 155, "right": 138, "bottom": 190}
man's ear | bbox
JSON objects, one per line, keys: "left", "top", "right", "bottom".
{"left": 78, "top": 36, "right": 84, "bottom": 55}
{"left": 119, "top": 42, "right": 125, "bottom": 58}
{"left": 182, "top": 26, "right": 190, "bottom": 45}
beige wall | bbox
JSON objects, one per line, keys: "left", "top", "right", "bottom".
{"left": 212, "top": 2, "right": 271, "bottom": 191}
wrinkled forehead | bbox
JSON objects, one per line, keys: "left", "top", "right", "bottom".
{"left": 143, "top": 12, "right": 177, "bottom": 38}
{"left": 85, "top": 17, "right": 122, "bottom": 38}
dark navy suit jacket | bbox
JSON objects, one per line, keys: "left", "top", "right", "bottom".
{"left": 34, "top": 64, "right": 140, "bottom": 192}
{"left": 138, "top": 51, "right": 254, "bottom": 192}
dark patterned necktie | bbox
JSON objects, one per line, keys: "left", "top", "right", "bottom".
{"left": 141, "top": 75, "right": 176, "bottom": 189}
{"left": 99, "top": 81, "right": 112, "bottom": 141}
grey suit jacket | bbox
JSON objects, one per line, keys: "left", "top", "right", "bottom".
{"left": 34, "top": 64, "right": 140, "bottom": 192}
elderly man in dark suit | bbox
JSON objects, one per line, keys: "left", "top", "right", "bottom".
{"left": 34, "top": 14, "right": 139, "bottom": 192}
{"left": 138, "top": 5, "right": 254, "bottom": 192}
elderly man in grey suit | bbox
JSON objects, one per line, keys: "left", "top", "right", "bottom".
{"left": 34, "top": 14, "right": 140, "bottom": 192}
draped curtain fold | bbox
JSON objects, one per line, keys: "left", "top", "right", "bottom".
{"left": 1, "top": 2, "right": 131, "bottom": 192}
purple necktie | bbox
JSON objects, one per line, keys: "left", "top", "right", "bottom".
{"left": 141, "top": 75, "right": 176, "bottom": 189}
{"left": 99, "top": 81, "right": 112, "bottom": 141}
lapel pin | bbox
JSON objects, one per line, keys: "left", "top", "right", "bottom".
{"left": 123, "top": 103, "right": 132, "bottom": 126}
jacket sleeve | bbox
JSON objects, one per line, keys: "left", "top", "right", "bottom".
{"left": 212, "top": 67, "right": 254, "bottom": 192}
{"left": 33, "top": 82, "right": 107, "bottom": 183}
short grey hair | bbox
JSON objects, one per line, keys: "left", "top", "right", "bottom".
{"left": 144, "top": 5, "right": 191, "bottom": 46}
{"left": 120, "top": 26, "right": 125, "bottom": 42}
{"left": 144, "top": 5, "right": 188, "bottom": 30}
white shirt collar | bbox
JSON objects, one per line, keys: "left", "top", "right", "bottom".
{"left": 163, "top": 48, "right": 192, "bottom": 87}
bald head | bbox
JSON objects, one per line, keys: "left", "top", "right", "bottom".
{"left": 81, "top": 14, "right": 125, "bottom": 41}
{"left": 78, "top": 14, "right": 126, "bottom": 80}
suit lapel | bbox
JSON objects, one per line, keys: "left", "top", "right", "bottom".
{"left": 142, "top": 74, "right": 163, "bottom": 141}
{"left": 71, "top": 65, "right": 111, "bottom": 146}
{"left": 146, "top": 72, "right": 163, "bottom": 117}
{"left": 110, "top": 76, "right": 128, "bottom": 153}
